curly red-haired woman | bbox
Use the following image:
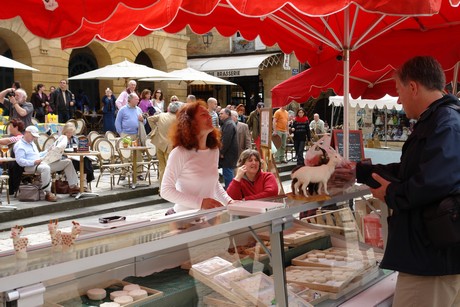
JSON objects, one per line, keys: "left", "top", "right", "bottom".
{"left": 161, "top": 101, "right": 234, "bottom": 214}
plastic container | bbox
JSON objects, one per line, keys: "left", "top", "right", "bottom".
{"left": 363, "top": 210, "right": 383, "bottom": 248}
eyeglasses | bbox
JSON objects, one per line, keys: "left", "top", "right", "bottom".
{"left": 171, "top": 99, "right": 178, "bottom": 101}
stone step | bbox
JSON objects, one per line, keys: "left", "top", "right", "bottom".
{"left": 0, "top": 185, "right": 159, "bottom": 230}
{"left": 1, "top": 162, "right": 297, "bottom": 232}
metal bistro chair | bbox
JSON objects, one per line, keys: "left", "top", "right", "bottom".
{"left": 35, "top": 132, "right": 50, "bottom": 151}
{"left": 144, "top": 138, "right": 159, "bottom": 183}
{"left": 75, "top": 118, "right": 86, "bottom": 135}
{"left": 94, "top": 138, "right": 131, "bottom": 189}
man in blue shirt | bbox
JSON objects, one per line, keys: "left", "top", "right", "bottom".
{"left": 14, "top": 126, "right": 79, "bottom": 202}
{"left": 115, "top": 93, "right": 146, "bottom": 181}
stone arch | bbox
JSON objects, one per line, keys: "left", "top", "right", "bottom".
{"left": 0, "top": 27, "right": 36, "bottom": 94}
{"left": 135, "top": 48, "right": 168, "bottom": 94}
{"left": 69, "top": 42, "right": 112, "bottom": 111}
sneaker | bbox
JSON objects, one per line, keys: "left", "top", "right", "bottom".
{"left": 137, "top": 175, "right": 145, "bottom": 181}
{"left": 45, "top": 192, "right": 57, "bottom": 202}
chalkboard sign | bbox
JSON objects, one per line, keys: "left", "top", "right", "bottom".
{"left": 332, "top": 130, "right": 365, "bottom": 162}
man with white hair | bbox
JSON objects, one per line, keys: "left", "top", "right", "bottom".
{"left": 116, "top": 80, "right": 137, "bottom": 110}
{"left": 0, "top": 87, "right": 34, "bottom": 128}
{"left": 231, "top": 110, "right": 251, "bottom": 158}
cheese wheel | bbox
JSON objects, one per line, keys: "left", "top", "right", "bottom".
{"left": 129, "top": 289, "right": 148, "bottom": 301}
{"left": 110, "top": 290, "right": 129, "bottom": 300}
{"left": 114, "top": 295, "right": 134, "bottom": 305}
{"left": 100, "top": 303, "right": 120, "bottom": 307}
{"left": 86, "top": 288, "right": 106, "bottom": 300}
{"left": 123, "top": 284, "right": 140, "bottom": 292}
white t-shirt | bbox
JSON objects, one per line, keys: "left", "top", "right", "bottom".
{"left": 161, "top": 146, "right": 232, "bottom": 212}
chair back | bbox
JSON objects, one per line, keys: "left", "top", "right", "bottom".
{"left": 144, "top": 138, "right": 157, "bottom": 158}
{"left": 87, "top": 131, "right": 101, "bottom": 146}
{"left": 36, "top": 133, "right": 50, "bottom": 151}
{"left": 94, "top": 138, "right": 115, "bottom": 163}
{"left": 43, "top": 136, "right": 57, "bottom": 151}
{"left": 90, "top": 135, "right": 104, "bottom": 150}
{"left": 75, "top": 118, "right": 86, "bottom": 135}
{"left": 115, "top": 138, "right": 132, "bottom": 162}
{"left": 105, "top": 130, "right": 118, "bottom": 139}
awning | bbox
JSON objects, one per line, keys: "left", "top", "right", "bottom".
{"left": 188, "top": 53, "right": 281, "bottom": 78}
{"left": 329, "top": 95, "right": 403, "bottom": 111}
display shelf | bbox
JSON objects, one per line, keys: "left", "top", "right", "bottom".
{"left": 0, "top": 185, "right": 382, "bottom": 307}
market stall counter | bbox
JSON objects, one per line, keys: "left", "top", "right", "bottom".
{"left": 0, "top": 184, "right": 392, "bottom": 307}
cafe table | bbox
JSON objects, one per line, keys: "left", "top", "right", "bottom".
{"left": 120, "top": 146, "right": 148, "bottom": 189}
{"left": 64, "top": 150, "right": 99, "bottom": 199}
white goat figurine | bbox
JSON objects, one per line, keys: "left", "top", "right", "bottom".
{"left": 291, "top": 153, "right": 341, "bottom": 197}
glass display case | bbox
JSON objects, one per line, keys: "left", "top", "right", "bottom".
{"left": 0, "top": 185, "right": 392, "bottom": 307}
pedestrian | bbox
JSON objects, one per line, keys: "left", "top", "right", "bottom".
{"left": 357, "top": 56, "right": 460, "bottom": 307}
{"left": 218, "top": 108, "right": 239, "bottom": 189}
{"left": 291, "top": 108, "right": 311, "bottom": 165}
{"left": 273, "top": 106, "right": 289, "bottom": 163}
{"left": 246, "top": 102, "right": 264, "bottom": 150}
{"left": 0, "top": 88, "right": 34, "bottom": 128}
{"left": 50, "top": 79, "right": 75, "bottom": 123}
{"left": 30, "top": 84, "right": 49, "bottom": 123}
{"left": 101, "top": 88, "right": 117, "bottom": 133}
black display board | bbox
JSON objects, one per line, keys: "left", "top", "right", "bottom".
{"left": 332, "top": 130, "right": 365, "bottom": 162}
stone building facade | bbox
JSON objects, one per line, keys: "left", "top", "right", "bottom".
{"left": 0, "top": 18, "right": 300, "bottom": 113}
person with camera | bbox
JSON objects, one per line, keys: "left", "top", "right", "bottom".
{"left": 357, "top": 56, "right": 460, "bottom": 306}
{"left": 0, "top": 87, "right": 34, "bottom": 129}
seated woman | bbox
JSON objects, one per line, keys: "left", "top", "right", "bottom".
{"left": 227, "top": 149, "right": 279, "bottom": 200}
{"left": 161, "top": 100, "right": 233, "bottom": 215}
{"left": 57, "top": 123, "right": 95, "bottom": 190}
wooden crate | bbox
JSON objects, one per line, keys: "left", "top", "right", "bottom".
{"left": 285, "top": 266, "right": 359, "bottom": 293}
{"left": 257, "top": 221, "right": 326, "bottom": 247}
{"left": 189, "top": 257, "right": 252, "bottom": 306}
{"left": 44, "top": 279, "right": 163, "bottom": 307}
{"left": 291, "top": 249, "right": 372, "bottom": 271}
{"left": 300, "top": 207, "right": 362, "bottom": 241}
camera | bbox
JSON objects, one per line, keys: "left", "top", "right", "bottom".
{"left": 5, "top": 91, "right": 15, "bottom": 98}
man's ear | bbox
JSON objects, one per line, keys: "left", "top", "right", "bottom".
{"left": 409, "top": 81, "right": 418, "bottom": 96}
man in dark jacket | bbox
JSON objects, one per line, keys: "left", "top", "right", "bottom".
{"left": 357, "top": 56, "right": 460, "bottom": 306}
{"left": 50, "top": 79, "right": 75, "bottom": 123}
{"left": 219, "top": 108, "right": 238, "bottom": 189}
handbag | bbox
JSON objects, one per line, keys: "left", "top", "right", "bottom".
{"left": 423, "top": 195, "right": 460, "bottom": 248}
{"left": 54, "top": 180, "right": 70, "bottom": 194}
{"left": 18, "top": 184, "right": 46, "bottom": 202}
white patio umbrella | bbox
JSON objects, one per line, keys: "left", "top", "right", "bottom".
{"left": 0, "top": 55, "right": 38, "bottom": 71}
{"left": 141, "top": 67, "right": 235, "bottom": 85}
{"left": 68, "top": 59, "right": 172, "bottom": 85}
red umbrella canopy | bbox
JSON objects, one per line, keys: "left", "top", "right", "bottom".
{"left": 271, "top": 58, "right": 397, "bottom": 107}
{"left": 53, "top": 0, "right": 444, "bottom": 53}
{"left": 0, "top": 0, "right": 172, "bottom": 39}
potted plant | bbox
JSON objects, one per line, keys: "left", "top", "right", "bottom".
{"left": 121, "top": 136, "right": 132, "bottom": 148}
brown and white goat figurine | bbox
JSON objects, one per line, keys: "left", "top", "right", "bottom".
{"left": 61, "top": 221, "right": 81, "bottom": 252}
{"left": 291, "top": 153, "right": 341, "bottom": 197}
{"left": 48, "top": 219, "right": 62, "bottom": 251}
{"left": 11, "top": 225, "right": 29, "bottom": 259}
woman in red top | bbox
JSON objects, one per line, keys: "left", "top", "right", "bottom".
{"left": 227, "top": 149, "right": 279, "bottom": 200}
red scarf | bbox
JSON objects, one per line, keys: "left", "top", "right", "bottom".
{"left": 295, "top": 116, "right": 308, "bottom": 123}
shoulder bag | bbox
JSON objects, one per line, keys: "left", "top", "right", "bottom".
{"left": 423, "top": 195, "right": 460, "bottom": 248}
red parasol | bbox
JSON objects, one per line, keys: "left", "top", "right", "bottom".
{"left": 271, "top": 58, "right": 397, "bottom": 107}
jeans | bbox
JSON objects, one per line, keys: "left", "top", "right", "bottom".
{"left": 275, "top": 131, "right": 287, "bottom": 162}
{"left": 222, "top": 168, "right": 234, "bottom": 189}
{"left": 294, "top": 139, "right": 306, "bottom": 165}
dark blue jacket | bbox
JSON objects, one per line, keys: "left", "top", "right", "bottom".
{"left": 379, "top": 94, "right": 460, "bottom": 275}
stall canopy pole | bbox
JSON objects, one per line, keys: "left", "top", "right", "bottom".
{"left": 342, "top": 9, "right": 350, "bottom": 160}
